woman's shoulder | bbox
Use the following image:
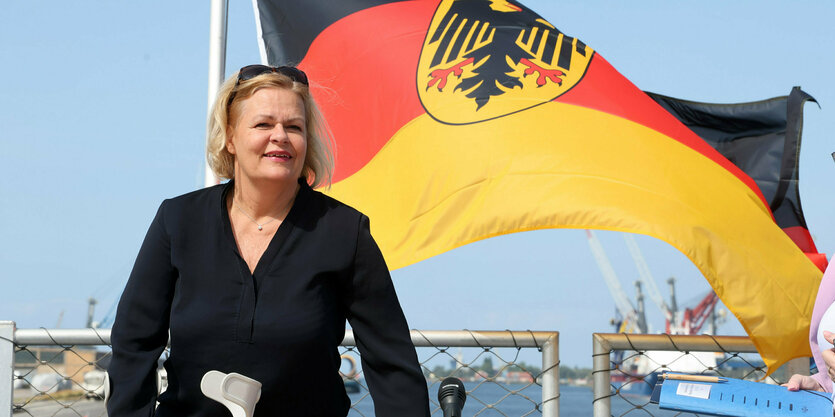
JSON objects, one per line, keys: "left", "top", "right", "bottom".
{"left": 160, "top": 183, "right": 227, "bottom": 210}
{"left": 299, "top": 185, "right": 368, "bottom": 230}
{"left": 149, "top": 183, "right": 227, "bottom": 227}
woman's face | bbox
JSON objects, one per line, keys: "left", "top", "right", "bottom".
{"left": 226, "top": 87, "right": 307, "bottom": 186}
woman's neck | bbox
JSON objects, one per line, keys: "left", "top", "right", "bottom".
{"left": 232, "top": 176, "right": 300, "bottom": 220}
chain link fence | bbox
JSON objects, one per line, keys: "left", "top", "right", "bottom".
{"left": 342, "top": 330, "right": 558, "bottom": 416}
{"left": 591, "top": 333, "right": 809, "bottom": 417}
{"left": 7, "top": 327, "right": 812, "bottom": 417}
{"left": 1, "top": 324, "right": 558, "bottom": 417}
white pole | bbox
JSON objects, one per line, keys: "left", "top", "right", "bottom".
{"left": 0, "top": 321, "right": 14, "bottom": 417}
{"left": 205, "top": 0, "right": 229, "bottom": 188}
{"left": 592, "top": 334, "right": 612, "bottom": 417}
{"left": 540, "top": 333, "right": 560, "bottom": 417}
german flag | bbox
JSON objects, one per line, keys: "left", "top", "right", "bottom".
{"left": 254, "top": 0, "right": 822, "bottom": 372}
{"left": 647, "top": 88, "right": 827, "bottom": 272}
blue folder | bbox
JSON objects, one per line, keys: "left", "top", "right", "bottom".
{"left": 650, "top": 373, "right": 832, "bottom": 416}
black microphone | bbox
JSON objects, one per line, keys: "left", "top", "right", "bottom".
{"left": 438, "top": 377, "right": 466, "bottom": 417}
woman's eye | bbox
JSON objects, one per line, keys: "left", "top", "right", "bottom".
{"left": 255, "top": 123, "right": 271, "bottom": 128}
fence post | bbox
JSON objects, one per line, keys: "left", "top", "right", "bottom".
{"left": 540, "top": 332, "right": 559, "bottom": 417}
{"left": 0, "top": 321, "right": 14, "bottom": 417}
{"left": 592, "top": 334, "right": 611, "bottom": 417}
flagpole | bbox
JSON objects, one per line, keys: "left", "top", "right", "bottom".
{"left": 205, "top": 0, "right": 229, "bottom": 188}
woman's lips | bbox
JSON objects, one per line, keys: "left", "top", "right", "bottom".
{"left": 263, "top": 150, "right": 292, "bottom": 160}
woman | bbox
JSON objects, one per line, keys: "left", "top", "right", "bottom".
{"left": 785, "top": 261, "right": 835, "bottom": 394}
{"left": 107, "top": 65, "right": 430, "bottom": 416}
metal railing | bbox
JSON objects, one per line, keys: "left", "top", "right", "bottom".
{"left": 1, "top": 322, "right": 559, "bottom": 416}
{"left": 591, "top": 333, "right": 809, "bottom": 417}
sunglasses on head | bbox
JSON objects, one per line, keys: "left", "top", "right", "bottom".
{"left": 227, "top": 65, "right": 309, "bottom": 106}
{"left": 236, "top": 64, "right": 309, "bottom": 85}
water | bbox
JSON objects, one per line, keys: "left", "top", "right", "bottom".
{"left": 346, "top": 383, "right": 696, "bottom": 416}
{"left": 15, "top": 383, "right": 695, "bottom": 416}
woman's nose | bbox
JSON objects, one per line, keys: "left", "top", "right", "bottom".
{"left": 269, "top": 126, "right": 289, "bottom": 143}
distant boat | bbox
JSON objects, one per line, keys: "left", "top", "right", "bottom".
{"left": 611, "top": 371, "right": 656, "bottom": 397}
{"left": 344, "top": 379, "right": 361, "bottom": 393}
{"left": 612, "top": 351, "right": 719, "bottom": 397}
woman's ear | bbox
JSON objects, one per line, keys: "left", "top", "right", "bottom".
{"left": 225, "top": 127, "right": 236, "bottom": 155}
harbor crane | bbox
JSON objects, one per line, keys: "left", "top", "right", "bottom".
{"left": 588, "top": 230, "right": 723, "bottom": 335}
{"left": 586, "top": 230, "right": 647, "bottom": 334}
{"left": 625, "top": 233, "right": 721, "bottom": 334}
{"left": 624, "top": 234, "right": 671, "bottom": 322}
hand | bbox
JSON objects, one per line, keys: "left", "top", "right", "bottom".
{"left": 782, "top": 374, "right": 823, "bottom": 391}
{"left": 822, "top": 331, "right": 835, "bottom": 382}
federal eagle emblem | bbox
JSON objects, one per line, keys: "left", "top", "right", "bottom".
{"left": 417, "top": 0, "right": 594, "bottom": 124}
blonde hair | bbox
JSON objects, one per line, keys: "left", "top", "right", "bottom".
{"left": 206, "top": 69, "right": 335, "bottom": 188}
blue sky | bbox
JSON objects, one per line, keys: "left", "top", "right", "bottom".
{"left": 1, "top": 1, "right": 833, "bottom": 367}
